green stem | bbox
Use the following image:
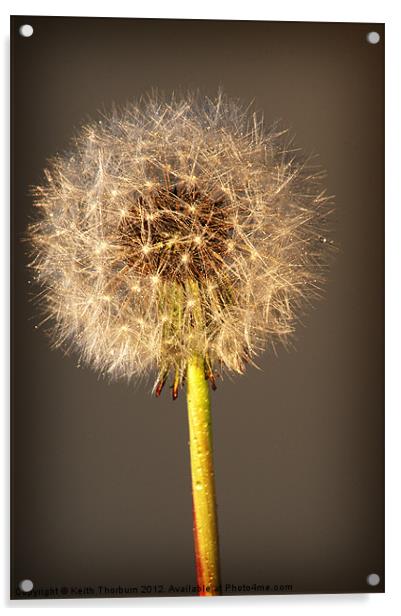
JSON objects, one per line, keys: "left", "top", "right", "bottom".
{"left": 186, "top": 354, "right": 221, "bottom": 596}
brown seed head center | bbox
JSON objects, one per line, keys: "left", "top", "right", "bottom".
{"left": 118, "top": 180, "right": 235, "bottom": 281}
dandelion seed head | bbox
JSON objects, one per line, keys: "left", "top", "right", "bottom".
{"left": 26, "top": 90, "right": 334, "bottom": 393}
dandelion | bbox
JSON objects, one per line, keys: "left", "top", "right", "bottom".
{"left": 26, "top": 91, "right": 334, "bottom": 596}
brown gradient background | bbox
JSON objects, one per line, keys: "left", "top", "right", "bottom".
{"left": 10, "top": 17, "right": 384, "bottom": 599}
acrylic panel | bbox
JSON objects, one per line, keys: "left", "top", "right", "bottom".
{"left": 11, "top": 16, "right": 384, "bottom": 600}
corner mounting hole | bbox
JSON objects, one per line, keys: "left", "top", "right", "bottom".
{"left": 367, "top": 573, "right": 380, "bottom": 586}
{"left": 19, "top": 579, "right": 34, "bottom": 592}
{"left": 19, "top": 24, "right": 33, "bottom": 38}
{"left": 366, "top": 31, "right": 380, "bottom": 44}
